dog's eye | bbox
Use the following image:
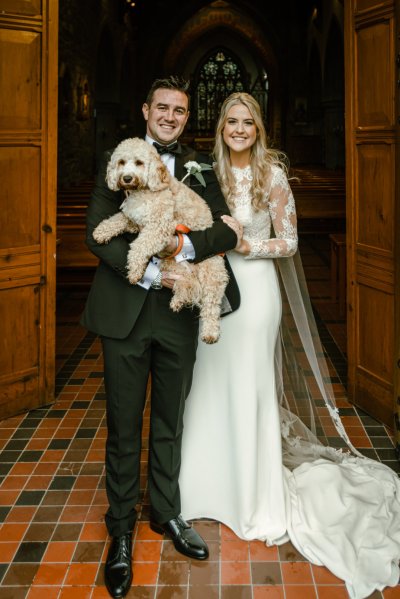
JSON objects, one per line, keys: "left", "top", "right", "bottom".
{"left": 118, "top": 159, "right": 126, "bottom": 166}
{"left": 135, "top": 160, "right": 144, "bottom": 166}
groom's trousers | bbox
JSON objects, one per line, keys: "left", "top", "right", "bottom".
{"left": 101, "top": 286, "right": 199, "bottom": 537}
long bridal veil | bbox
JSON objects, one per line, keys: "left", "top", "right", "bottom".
{"left": 274, "top": 250, "right": 396, "bottom": 467}
{"left": 274, "top": 251, "right": 400, "bottom": 599}
{"left": 274, "top": 251, "right": 363, "bottom": 467}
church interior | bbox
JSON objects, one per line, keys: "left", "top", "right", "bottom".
{"left": 0, "top": 0, "right": 399, "bottom": 597}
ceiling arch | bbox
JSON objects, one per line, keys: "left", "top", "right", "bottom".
{"left": 163, "top": 0, "right": 278, "bottom": 77}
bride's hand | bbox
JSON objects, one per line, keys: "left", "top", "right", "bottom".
{"left": 221, "top": 215, "right": 250, "bottom": 254}
{"left": 221, "top": 215, "right": 243, "bottom": 243}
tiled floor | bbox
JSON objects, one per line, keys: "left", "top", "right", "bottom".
{"left": 0, "top": 235, "right": 399, "bottom": 599}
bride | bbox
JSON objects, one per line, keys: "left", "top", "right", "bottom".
{"left": 179, "top": 92, "right": 400, "bottom": 599}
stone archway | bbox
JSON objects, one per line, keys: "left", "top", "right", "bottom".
{"left": 163, "top": 0, "right": 282, "bottom": 145}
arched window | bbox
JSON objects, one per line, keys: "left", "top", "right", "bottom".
{"left": 191, "top": 49, "right": 248, "bottom": 135}
{"left": 250, "top": 71, "right": 269, "bottom": 124}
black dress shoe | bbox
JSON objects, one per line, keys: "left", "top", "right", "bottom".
{"left": 150, "top": 515, "right": 209, "bottom": 560}
{"left": 104, "top": 532, "right": 133, "bottom": 598}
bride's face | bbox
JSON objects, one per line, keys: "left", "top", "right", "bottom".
{"left": 222, "top": 104, "right": 257, "bottom": 158}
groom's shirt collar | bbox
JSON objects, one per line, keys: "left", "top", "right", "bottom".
{"left": 146, "top": 134, "right": 175, "bottom": 176}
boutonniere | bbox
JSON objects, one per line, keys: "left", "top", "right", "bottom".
{"left": 182, "top": 161, "right": 213, "bottom": 187}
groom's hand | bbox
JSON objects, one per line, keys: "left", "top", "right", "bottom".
{"left": 161, "top": 272, "right": 181, "bottom": 289}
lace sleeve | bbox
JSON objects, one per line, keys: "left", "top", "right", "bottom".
{"left": 246, "top": 168, "right": 298, "bottom": 259}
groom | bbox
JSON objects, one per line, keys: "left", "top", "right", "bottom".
{"left": 81, "top": 76, "right": 240, "bottom": 598}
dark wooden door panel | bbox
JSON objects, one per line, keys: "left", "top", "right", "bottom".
{"left": 0, "top": 1, "right": 41, "bottom": 15}
{"left": 0, "top": 29, "right": 41, "bottom": 130}
{"left": 0, "top": 284, "right": 40, "bottom": 418}
{"left": 0, "top": 1, "right": 58, "bottom": 419}
{"left": 0, "top": 148, "right": 41, "bottom": 248}
{"left": 356, "top": 19, "right": 394, "bottom": 128}
{"left": 345, "top": 0, "right": 398, "bottom": 426}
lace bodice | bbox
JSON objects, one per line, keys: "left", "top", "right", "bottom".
{"left": 230, "top": 165, "right": 298, "bottom": 259}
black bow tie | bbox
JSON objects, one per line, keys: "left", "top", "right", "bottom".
{"left": 153, "top": 141, "right": 181, "bottom": 156}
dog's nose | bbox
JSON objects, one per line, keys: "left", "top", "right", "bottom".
{"left": 122, "top": 175, "right": 133, "bottom": 183}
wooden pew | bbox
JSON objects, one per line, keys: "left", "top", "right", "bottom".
{"left": 56, "top": 168, "right": 346, "bottom": 286}
{"left": 56, "top": 181, "right": 98, "bottom": 287}
{"left": 290, "top": 167, "right": 345, "bottom": 233}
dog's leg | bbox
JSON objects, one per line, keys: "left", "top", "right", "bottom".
{"left": 126, "top": 222, "right": 175, "bottom": 284}
{"left": 93, "top": 213, "right": 138, "bottom": 243}
{"left": 196, "top": 257, "right": 229, "bottom": 344}
{"left": 166, "top": 262, "right": 202, "bottom": 312}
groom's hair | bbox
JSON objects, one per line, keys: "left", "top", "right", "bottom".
{"left": 146, "top": 76, "right": 191, "bottom": 108}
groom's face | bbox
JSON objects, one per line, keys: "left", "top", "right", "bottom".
{"left": 142, "top": 88, "right": 189, "bottom": 145}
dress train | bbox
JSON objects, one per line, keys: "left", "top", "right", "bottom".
{"left": 180, "top": 252, "right": 400, "bottom": 599}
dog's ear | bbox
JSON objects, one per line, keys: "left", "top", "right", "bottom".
{"left": 106, "top": 156, "right": 119, "bottom": 191}
{"left": 147, "top": 158, "right": 170, "bottom": 191}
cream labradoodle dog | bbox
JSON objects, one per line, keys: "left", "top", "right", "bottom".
{"left": 93, "top": 137, "right": 229, "bottom": 343}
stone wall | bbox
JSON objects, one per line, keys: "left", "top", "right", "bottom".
{"left": 58, "top": 0, "right": 137, "bottom": 186}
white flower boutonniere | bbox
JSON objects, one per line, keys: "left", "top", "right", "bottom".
{"left": 182, "top": 160, "right": 213, "bottom": 187}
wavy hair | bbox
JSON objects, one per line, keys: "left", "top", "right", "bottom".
{"left": 213, "top": 92, "right": 288, "bottom": 211}
{"left": 145, "top": 76, "right": 191, "bottom": 108}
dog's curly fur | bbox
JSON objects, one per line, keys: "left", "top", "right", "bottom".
{"left": 93, "top": 137, "right": 229, "bottom": 343}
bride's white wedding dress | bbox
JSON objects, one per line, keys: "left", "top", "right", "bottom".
{"left": 179, "top": 165, "right": 400, "bottom": 599}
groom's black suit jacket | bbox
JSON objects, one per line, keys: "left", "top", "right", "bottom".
{"left": 80, "top": 143, "right": 240, "bottom": 338}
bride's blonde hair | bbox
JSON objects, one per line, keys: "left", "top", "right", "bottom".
{"left": 213, "top": 92, "right": 287, "bottom": 211}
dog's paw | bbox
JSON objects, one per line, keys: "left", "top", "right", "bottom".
{"left": 126, "top": 248, "right": 147, "bottom": 284}
{"left": 169, "top": 296, "right": 184, "bottom": 312}
{"left": 93, "top": 223, "right": 111, "bottom": 243}
{"left": 201, "top": 332, "right": 220, "bottom": 344}
{"left": 126, "top": 268, "right": 143, "bottom": 285}
{"left": 126, "top": 262, "right": 145, "bottom": 284}
{"left": 200, "top": 323, "right": 220, "bottom": 344}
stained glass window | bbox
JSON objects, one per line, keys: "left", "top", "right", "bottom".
{"left": 191, "top": 49, "right": 247, "bottom": 134}
{"left": 251, "top": 72, "right": 269, "bottom": 123}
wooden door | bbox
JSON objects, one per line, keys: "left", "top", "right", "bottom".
{"left": 395, "top": 0, "right": 400, "bottom": 450}
{"left": 345, "top": 0, "right": 399, "bottom": 427}
{"left": 0, "top": 1, "right": 58, "bottom": 419}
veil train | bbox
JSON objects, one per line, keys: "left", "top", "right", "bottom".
{"left": 274, "top": 251, "right": 400, "bottom": 599}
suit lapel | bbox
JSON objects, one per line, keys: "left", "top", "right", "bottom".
{"left": 174, "top": 146, "right": 197, "bottom": 183}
